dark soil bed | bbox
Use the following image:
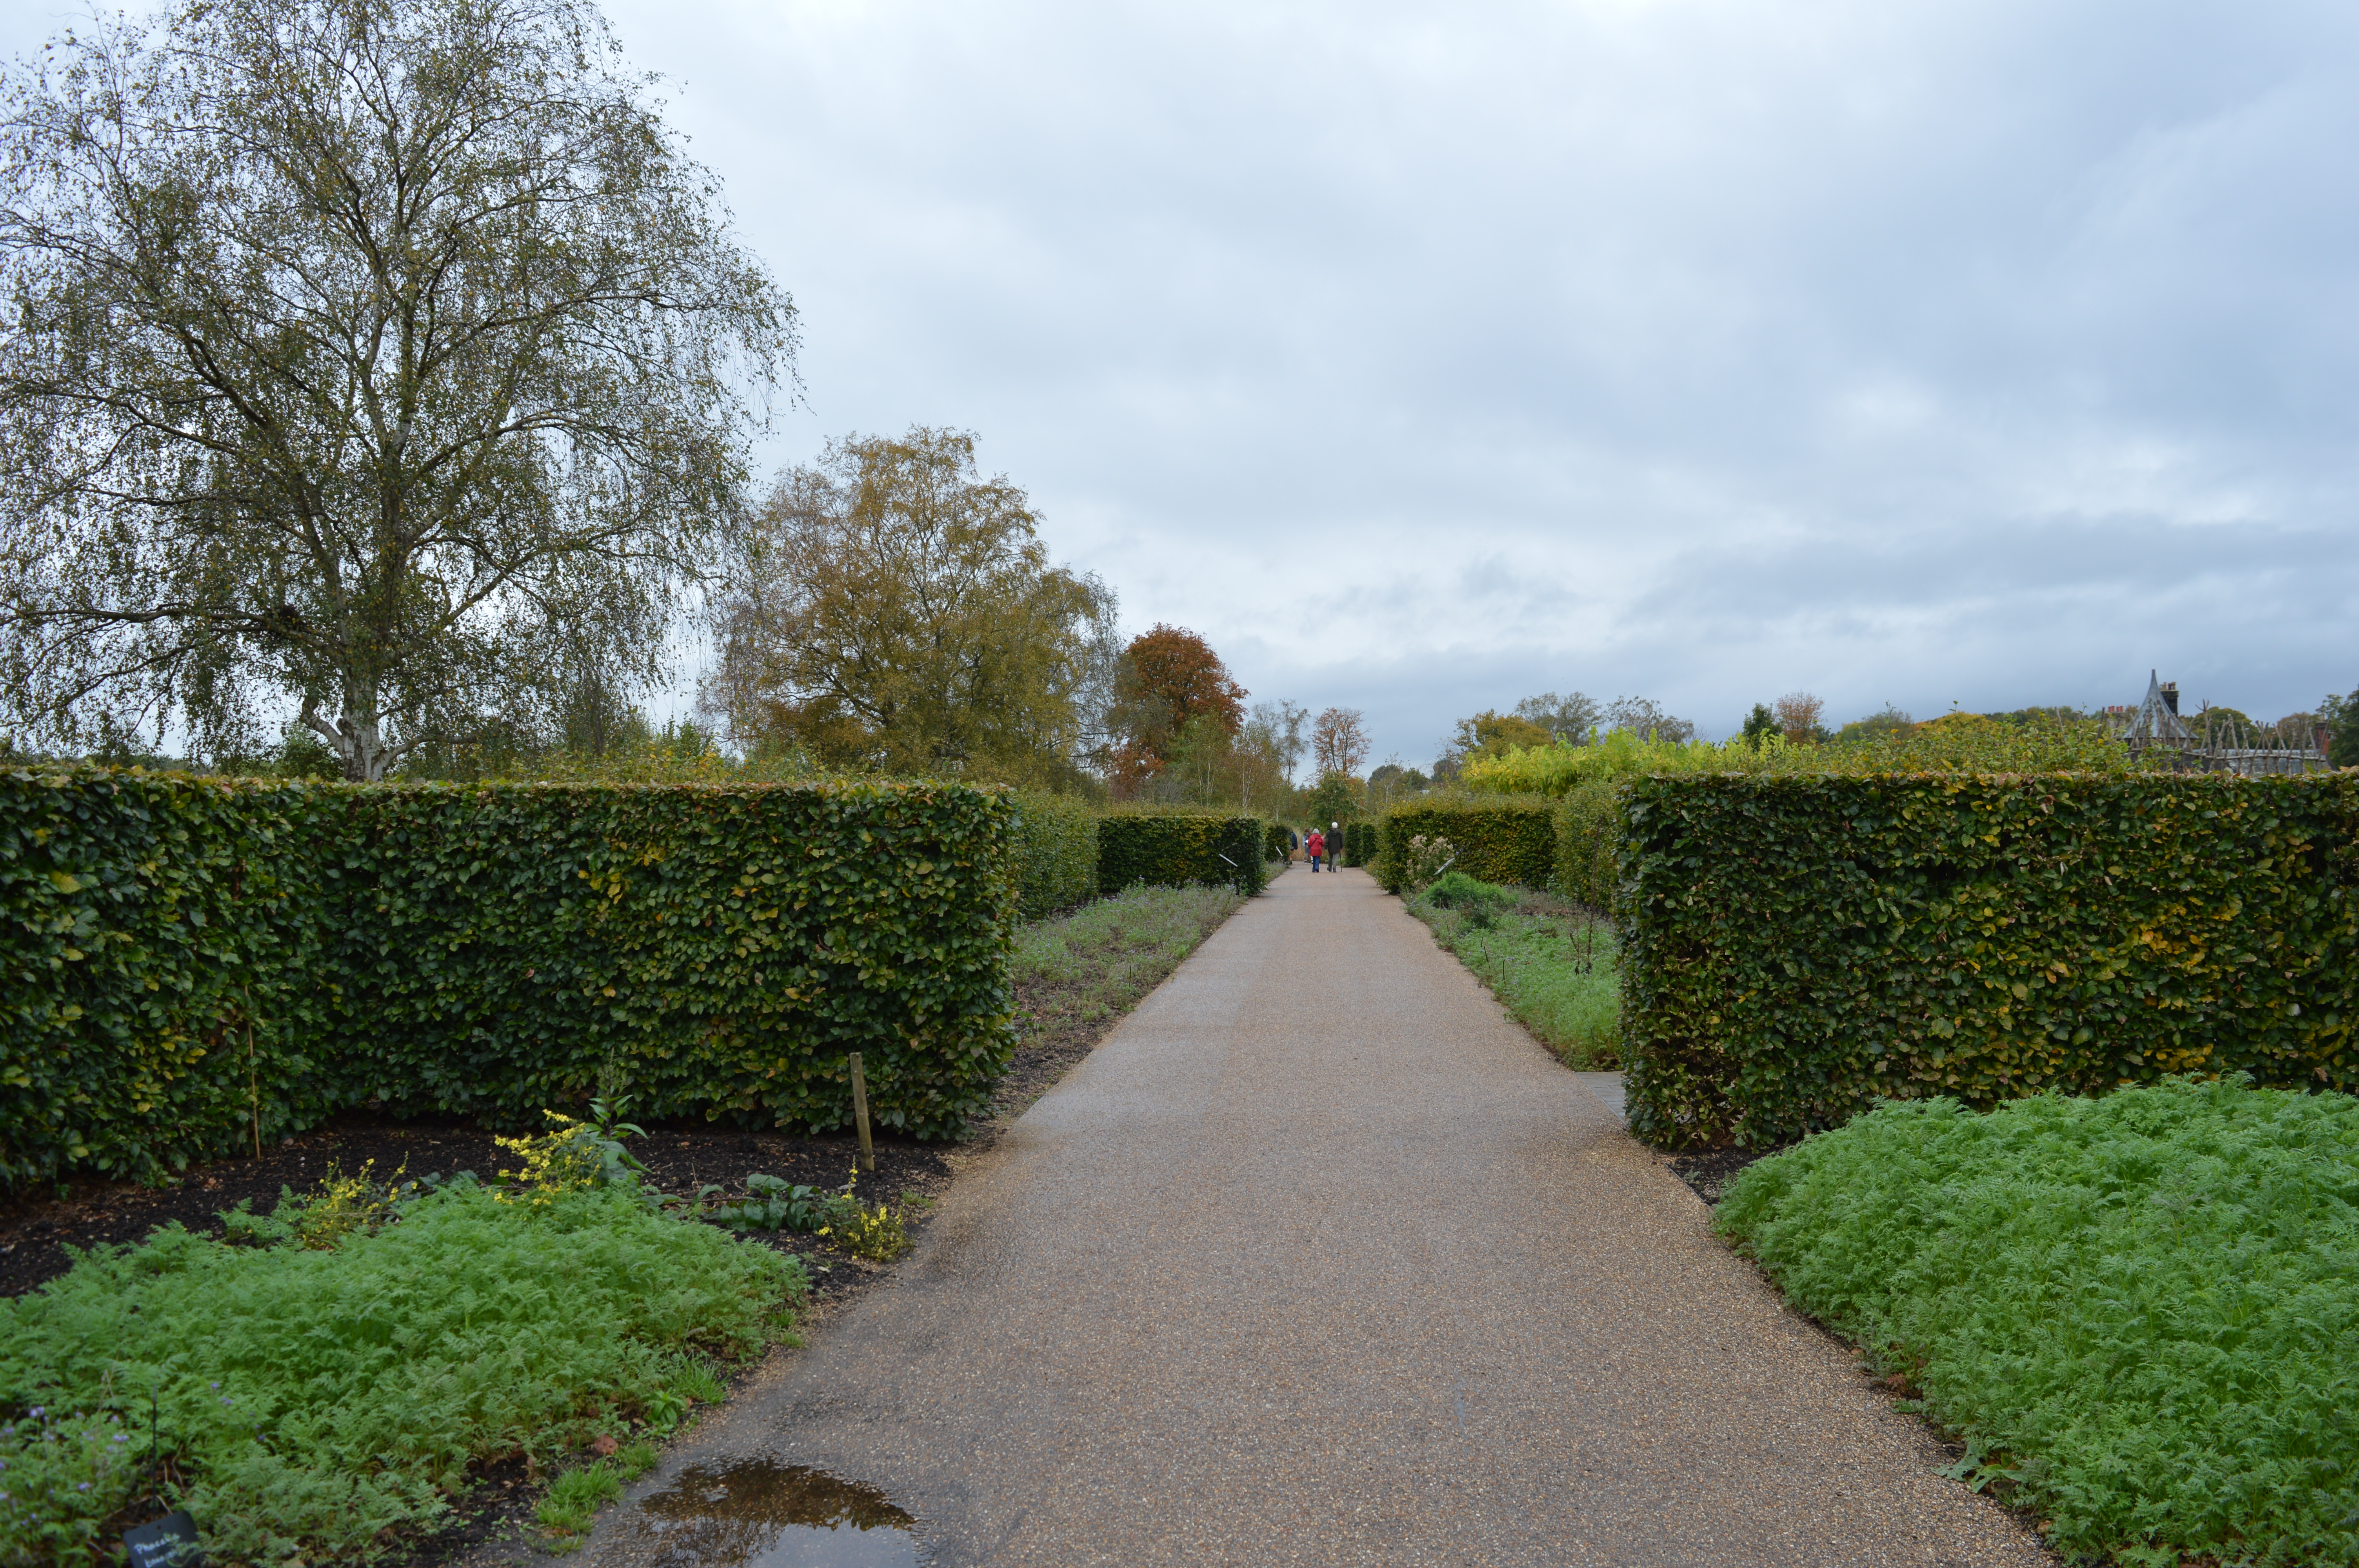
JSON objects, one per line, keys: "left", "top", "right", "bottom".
{"left": 1659, "top": 1144, "right": 1788, "bottom": 1206}
{"left": 0, "top": 1115, "right": 955, "bottom": 1301}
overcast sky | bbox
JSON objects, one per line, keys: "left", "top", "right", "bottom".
{"left": 15, "top": 0, "right": 2355, "bottom": 768}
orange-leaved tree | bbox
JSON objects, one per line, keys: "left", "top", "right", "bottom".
{"left": 1104, "top": 624, "right": 1246, "bottom": 796}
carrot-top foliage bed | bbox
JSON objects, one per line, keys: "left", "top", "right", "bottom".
{"left": 2, "top": 1172, "right": 803, "bottom": 1565}
{"left": 1718, "top": 1077, "right": 2359, "bottom": 1568}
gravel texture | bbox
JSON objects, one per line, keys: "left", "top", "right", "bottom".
{"left": 582, "top": 866, "right": 2057, "bottom": 1567}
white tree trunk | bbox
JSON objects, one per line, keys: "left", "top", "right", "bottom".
{"left": 302, "top": 694, "right": 395, "bottom": 782}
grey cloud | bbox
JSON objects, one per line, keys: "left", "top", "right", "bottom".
{"left": 10, "top": 0, "right": 2350, "bottom": 762}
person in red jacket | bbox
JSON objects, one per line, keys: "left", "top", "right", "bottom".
{"left": 1305, "top": 828, "right": 1325, "bottom": 872}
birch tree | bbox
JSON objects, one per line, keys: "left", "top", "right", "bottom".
{"left": 0, "top": 0, "right": 794, "bottom": 778}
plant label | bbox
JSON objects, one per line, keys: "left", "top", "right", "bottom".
{"left": 123, "top": 1512, "right": 204, "bottom": 1568}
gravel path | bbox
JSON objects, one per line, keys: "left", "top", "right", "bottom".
{"left": 585, "top": 866, "right": 2054, "bottom": 1567}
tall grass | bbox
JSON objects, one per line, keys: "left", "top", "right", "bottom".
{"left": 2, "top": 1182, "right": 803, "bottom": 1565}
{"left": 1718, "top": 1078, "right": 2359, "bottom": 1568}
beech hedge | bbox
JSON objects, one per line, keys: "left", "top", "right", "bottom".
{"left": 1373, "top": 796, "right": 1555, "bottom": 891}
{"left": 1010, "top": 791, "right": 1098, "bottom": 920}
{"left": 1619, "top": 773, "right": 2359, "bottom": 1149}
{"left": 2, "top": 771, "right": 1015, "bottom": 1189}
{"left": 1, "top": 772, "right": 338, "bottom": 1192}
{"left": 1096, "top": 813, "right": 1267, "bottom": 897}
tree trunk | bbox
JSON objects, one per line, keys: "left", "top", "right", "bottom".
{"left": 303, "top": 692, "right": 395, "bottom": 782}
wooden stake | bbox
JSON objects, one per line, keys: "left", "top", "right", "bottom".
{"left": 848, "top": 1052, "right": 875, "bottom": 1173}
{"left": 242, "top": 984, "right": 262, "bottom": 1160}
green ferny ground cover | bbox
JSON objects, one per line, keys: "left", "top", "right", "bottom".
{"left": 2, "top": 1182, "right": 803, "bottom": 1565}
{"left": 1718, "top": 1077, "right": 2359, "bottom": 1568}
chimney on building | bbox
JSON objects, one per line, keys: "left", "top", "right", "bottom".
{"left": 2159, "top": 682, "right": 2179, "bottom": 717}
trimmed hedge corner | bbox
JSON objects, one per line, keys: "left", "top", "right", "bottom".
{"left": 1096, "top": 813, "right": 1267, "bottom": 898}
{"left": 1373, "top": 795, "right": 1554, "bottom": 891}
{"left": 2, "top": 771, "right": 1016, "bottom": 1189}
{"left": 1342, "top": 822, "right": 1377, "bottom": 867}
{"left": 1619, "top": 772, "right": 2359, "bottom": 1149}
{"left": 1265, "top": 821, "right": 1296, "bottom": 861}
{"left": 1010, "top": 791, "right": 1098, "bottom": 920}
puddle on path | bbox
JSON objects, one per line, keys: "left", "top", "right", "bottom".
{"left": 632, "top": 1459, "right": 918, "bottom": 1568}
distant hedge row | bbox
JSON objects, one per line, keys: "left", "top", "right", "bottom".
{"left": 1372, "top": 797, "right": 1556, "bottom": 890}
{"left": 1097, "top": 813, "right": 1267, "bottom": 898}
{"left": 2, "top": 772, "right": 1017, "bottom": 1188}
{"left": 1618, "top": 773, "right": 2359, "bottom": 1148}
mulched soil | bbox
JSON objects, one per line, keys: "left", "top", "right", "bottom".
{"left": 0, "top": 1115, "right": 955, "bottom": 1301}
{"left": 1658, "top": 1144, "right": 1788, "bottom": 1207}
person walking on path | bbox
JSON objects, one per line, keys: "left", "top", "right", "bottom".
{"left": 1305, "top": 826, "right": 1325, "bottom": 871}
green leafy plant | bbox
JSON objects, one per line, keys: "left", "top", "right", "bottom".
{"left": 698, "top": 1172, "right": 836, "bottom": 1233}
{"left": 1618, "top": 771, "right": 2359, "bottom": 1147}
{"left": 0, "top": 1183, "right": 804, "bottom": 1564}
{"left": 612, "top": 1439, "right": 661, "bottom": 1482}
{"left": 1718, "top": 1078, "right": 2359, "bottom": 1568}
{"left": 1419, "top": 870, "right": 1504, "bottom": 913}
{"left": 697, "top": 1166, "right": 911, "bottom": 1262}
{"left": 496, "top": 1099, "right": 651, "bottom": 1209}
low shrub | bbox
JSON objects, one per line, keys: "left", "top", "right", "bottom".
{"left": 1619, "top": 772, "right": 2359, "bottom": 1148}
{"left": 1009, "top": 791, "right": 1098, "bottom": 920}
{"left": 1420, "top": 871, "right": 1507, "bottom": 912}
{"left": 1397, "top": 834, "right": 1458, "bottom": 893}
{"left": 1094, "top": 811, "right": 1267, "bottom": 898}
{"left": 1719, "top": 1078, "right": 2359, "bottom": 1568}
{"left": 696, "top": 1166, "right": 911, "bottom": 1261}
{"left": 1373, "top": 795, "right": 1554, "bottom": 891}
{"left": 0, "top": 1180, "right": 803, "bottom": 1565}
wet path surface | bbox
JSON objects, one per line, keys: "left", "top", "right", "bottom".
{"left": 585, "top": 867, "right": 2052, "bottom": 1567}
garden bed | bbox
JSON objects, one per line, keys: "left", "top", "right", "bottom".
{"left": 0, "top": 1118, "right": 951, "bottom": 1303}
{"left": 1401, "top": 874, "right": 1620, "bottom": 1069}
